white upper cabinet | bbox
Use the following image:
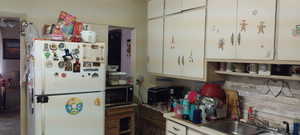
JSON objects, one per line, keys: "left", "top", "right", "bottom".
{"left": 147, "top": 18, "right": 164, "bottom": 73}
{"left": 165, "top": 0, "right": 182, "bottom": 15}
{"left": 206, "top": 0, "right": 237, "bottom": 59}
{"left": 236, "top": 0, "right": 276, "bottom": 60}
{"left": 164, "top": 14, "right": 184, "bottom": 76}
{"left": 206, "top": 0, "right": 276, "bottom": 60}
{"left": 148, "top": 0, "right": 164, "bottom": 19}
{"left": 182, "top": 0, "right": 206, "bottom": 11}
{"left": 181, "top": 9, "right": 206, "bottom": 79}
{"left": 277, "top": 0, "right": 300, "bottom": 61}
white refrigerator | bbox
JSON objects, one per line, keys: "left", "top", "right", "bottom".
{"left": 27, "top": 40, "right": 106, "bottom": 135}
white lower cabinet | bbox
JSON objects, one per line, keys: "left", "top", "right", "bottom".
{"left": 166, "top": 120, "right": 187, "bottom": 135}
{"left": 187, "top": 129, "right": 206, "bottom": 135}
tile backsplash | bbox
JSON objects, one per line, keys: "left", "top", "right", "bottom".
{"left": 224, "top": 76, "right": 300, "bottom": 128}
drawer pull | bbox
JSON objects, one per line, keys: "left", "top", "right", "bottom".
{"left": 172, "top": 127, "right": 180, "bottom": 131}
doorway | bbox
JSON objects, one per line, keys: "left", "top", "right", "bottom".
{"left": 0, "top": 17, "right": 21, "bottom": 135}
{"left": 107, "top": 26, "right": 133, "bottom": 86}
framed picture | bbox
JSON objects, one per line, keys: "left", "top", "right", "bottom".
{"left": 3, "top": 39, "right": 20, "bottom": 59}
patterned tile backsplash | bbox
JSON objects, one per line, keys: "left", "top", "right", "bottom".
{"left": 224, "top": 76, "right": 300, "bottom": 127}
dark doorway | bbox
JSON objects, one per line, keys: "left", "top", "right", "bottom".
{"left": 108, "top": 29, "right": 122, "bottom": 71}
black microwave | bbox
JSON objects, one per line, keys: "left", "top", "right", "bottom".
{"left": 105, "top": 85, "right": 133, "bottom": 107}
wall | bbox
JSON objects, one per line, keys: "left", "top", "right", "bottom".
{"left": 0, "top": 1, "right": 147, "bottom": 135}
{"left": 121, "top": 28, "right": 132, "bottom": 76}
{"left": 0, "top": 19, "right": 20, "bottom": 79}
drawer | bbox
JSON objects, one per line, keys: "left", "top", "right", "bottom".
{"left": 166, "top": 120, "right": 187, "bottom": 135}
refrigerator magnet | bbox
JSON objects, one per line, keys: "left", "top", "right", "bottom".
{"left": 43, "top": 43, "right": 49, "bottom": 51}
{"left": 45, "top": 60, "right": 53, "bottom": 68}
{"left": 296, "top": 25, "right": 300, "bottom": 36}
{"left": 94, "top": 98, "right": 101, "bottom": 106}
{"left": 50, "top": 44, "right": 58, "bottom": 51}
{"left": 65, "top": 97, "right": 83, "bottom": 115}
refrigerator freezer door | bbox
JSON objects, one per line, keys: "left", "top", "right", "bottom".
{"left": 32, "top": 40, "right": 106, "bottom": 95}
{"left": 33, "top": 92, "right": 105, "bottom": 135}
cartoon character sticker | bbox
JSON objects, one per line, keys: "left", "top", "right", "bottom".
{"left": 65, "top": 97, "right": 83, "bottom": 115}
{"left": 240, "top": 20, "right": 248, "bottom": 32}
{"left": 258, "top": 21, "right": 266, "bottom": 34}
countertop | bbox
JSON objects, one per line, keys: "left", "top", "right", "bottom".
{"left": 163, "top": 112, "right": 228, "bottom": 135}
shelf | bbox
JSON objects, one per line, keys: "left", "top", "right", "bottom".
{"left": 215, "top": 71, "right": 300, "bottom": 81}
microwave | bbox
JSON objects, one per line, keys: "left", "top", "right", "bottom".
{"left": 105, "top": 85, "right": 133, "bottom": 107}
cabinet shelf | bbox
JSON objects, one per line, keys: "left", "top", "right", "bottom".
{"left": 215, "top": 71, "right": 300, "bottom": 81}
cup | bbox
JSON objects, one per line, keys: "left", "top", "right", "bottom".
{"left": 291, "top": 65, "right": 300, "bottom": 77}
{"left": 226, "top": 63, "right": 233, "bottom": 72}
{"left": 258, "top": 64, "right": 271, "bottom": 75}
{"left": 219, "top": 63, "right": 227, "bottom": 71}
{"left": 247, "top": 64, "right": 258, "bottom": 74}
{"left": 234, "top": 63, "right": 246, "bottom": 73}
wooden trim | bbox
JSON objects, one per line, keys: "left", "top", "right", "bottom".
{"left": 206, "top": 58, "right": 300, "bottom": 65}
{"left": 215, "top": 71, "right": 300, "bottom": 81}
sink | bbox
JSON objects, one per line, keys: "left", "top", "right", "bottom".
{"left": 202, "top": 120, "right": 265, "bottom": 135}
{"left": 256, "top": 130, "right": 285, "bottom": 135}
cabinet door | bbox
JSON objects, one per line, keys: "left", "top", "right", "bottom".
{"left": 164, "top": 14, "right": 184, "bottom": 76}
{"left": 165, "top": 0, "right": 182, "bottom": 15}
{"left": 182, "top": 0, "right": 206, "bottom": 10}
{"left": 147, "top": 18, "right": 164, "bottom": 73}
{"left": 277, "top": 0, "right": 300, "bottom": 61}
{"left": 206, "top": 0, "right": 237, "bottom": 59}
{"left": 187, "top": 129, "right": 205, "bottom": 135}
{"left": 148, "top": 0, "right": 164, "bottom": 19}
{"left": 181, "top": 9, "right": 206, "bottom": 79}
{"left": 236, "top": 0, "right": 276, "bottom": 60}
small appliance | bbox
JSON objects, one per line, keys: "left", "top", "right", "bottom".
{"left": 105, "top": 85, "right": 133, "bottom": 107}
{"left": 148, "top": 86, "right": 184, "bottom": 105}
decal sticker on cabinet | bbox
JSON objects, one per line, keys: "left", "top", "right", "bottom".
{"left": 257, "top": 21, "right": 266, "bottom": 34}
{"left": 240, "top": 20, "right": 248, "bottom": 32}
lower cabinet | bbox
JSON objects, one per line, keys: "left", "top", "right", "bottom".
{"left": 105, "top": 105, "right": 136, "bottom": 135}
{"left": 166, "top": 120, "right": 187, "bottom": 135}
{"left": 187, "top": 129, "right": 206, "bottom": 135}
{"left": 166, "top": 120, "right": 208, "bottom": 135}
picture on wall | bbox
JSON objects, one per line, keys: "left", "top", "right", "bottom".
{"left": 3, "top": 39, "right": 20, "bottom": 59}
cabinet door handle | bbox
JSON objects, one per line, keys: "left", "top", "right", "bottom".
{"left": 182, "top": 56, "right": 184, "bottom": 66}
{"left": 238, "top": 32, "right": 241, "bottom": 45}
{"left": 172, "top": 127, "right": 180, "bottom": 131}
{"left": 231, "top": 33, "right": 234, "bottom": 46}
{"left": 177, "top": 56, "right": 180, "bottom": 66}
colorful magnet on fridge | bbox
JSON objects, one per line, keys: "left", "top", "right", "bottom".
{"left": 54, "top": 72, "right": 59, "bottom": 77}
{"left": 44, "top": 52, "right": 51, "bottom": 59}
{"left": 45, "top": 60, "right": 53, "bottom": 68}
{"left": 58, "top": 61, "right": 65, "bottom": 68}
{"left": 92, "top": 62, "right": 101, "bottom": 67}
{"left": 53, "top": 52, "right": 59, "bottom": 61}
{"left": 83, "top": 62, "right": 92, "bottom": 67}
{"left": 50, "top": 44, "right": 58, "bottom": 51}
{"left": 257, "top": 21, "right": 266, "bottom": 34}
{"left": 65, "top": 97, "right": 83, "bottom": 115}
{"left": 92, "top": 73, "right": 99, "bottom": 78}
{"left": 44, "top": 43, "right": 49, "bottom": 51}
{"left": 91, "top": 45, "right": 99, "bottom": 49}
{"left": 65, "top": 61, "right": 73, "bottom": 71}
{"left": 61, "top": 73, "right": 67, "bottom": 78}
{"left": 73, "top": 59, "right": 81, "bottom": 73}
{"left": 58, "top": 43, "right": 65, "bottom": 50}
{"left": 94, "top": 98, "right": 101, "bottom": 106}
{"left": 63, "top": 49, "right": 73, "bottom": 61}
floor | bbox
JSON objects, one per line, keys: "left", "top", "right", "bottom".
{"left": 0, "top": 88, "right": 20, "bottom": 135}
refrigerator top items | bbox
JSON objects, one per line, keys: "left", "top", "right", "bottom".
{"left": 106, "top": 71, "right": 129, "bottom": 86}
{"left": 31, "top": 40, "right": 106, "bottom": 95}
